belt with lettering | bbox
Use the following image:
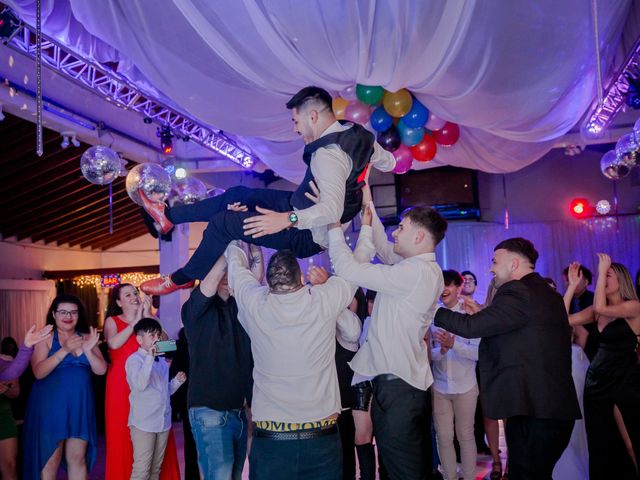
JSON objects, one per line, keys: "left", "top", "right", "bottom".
{"left": 254, "top": 418, "right": 337, "bottom": 432}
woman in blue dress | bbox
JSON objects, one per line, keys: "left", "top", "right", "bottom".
{"left": 22, "top": 294, "right": 107, "bottom": 480}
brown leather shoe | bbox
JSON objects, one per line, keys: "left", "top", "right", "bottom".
{"left": 140, "top": 275, "right": 195, "bottom": 296}
{"left": 139, "top": 190, "right": 174, "bottom": 234}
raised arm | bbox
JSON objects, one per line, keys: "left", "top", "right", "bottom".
{"left": 126, "top": 352, "right": 154, "bottom": 392}
{"left": 593, "top": 253, "right": 640, "bottom": 319}
{"left": 81, "top": 327, "right": 107, "bottom": 375}
{"left": 225, "top": 243, "right": 267, "bottom": 330}
{"left": 563, "top": 262, "right": 582, "bottom": 313}
{"left": 328, "top": 226, "right": 419, "bottom": 297}
{"left": 568, "top": 306, "right": 596, "bottom": 326}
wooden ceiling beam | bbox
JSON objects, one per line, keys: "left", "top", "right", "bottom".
{"left": 85, "top": 225, "right": 150, "bottom": 250}
{"left": 58, "top": 208, "right": 144, "bottom": 246}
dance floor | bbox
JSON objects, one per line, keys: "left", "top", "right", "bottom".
{"left": 81, "top": 421, "right": 508, "bottom": 480}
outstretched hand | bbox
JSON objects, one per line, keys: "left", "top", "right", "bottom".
{"left": 23, "top": 324, "right": 54, "bottom": 348}
{"left": 227, "top": 202, "right": 248, "bottom": 212}
{"left": 243, "top": 207, "right": 291, "bottom": 238}
{"left": 596, "top": 253, "right": 611, "bottom": 275}
{"left": 567, "top": 261, "right": 583, "bottom": 287}
{"left": 82, "top": 327, "right": 100, "bottom": 353}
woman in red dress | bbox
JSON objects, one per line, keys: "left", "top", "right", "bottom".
{"left": 103, "top": 283, "right": 180, "bottom": 480}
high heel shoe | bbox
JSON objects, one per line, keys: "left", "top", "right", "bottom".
{"left": 490, "top": 461, "right": 502, "bottom": 480}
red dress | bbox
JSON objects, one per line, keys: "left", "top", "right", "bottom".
{"left": 104, "top": 316, "right": 180, "bottom": 480}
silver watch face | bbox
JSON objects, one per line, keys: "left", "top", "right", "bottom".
{"left": 289, "top": 212, "right": 298, "bottom": 223}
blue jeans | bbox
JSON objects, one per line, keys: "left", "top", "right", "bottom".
{"left": 188, "top": 407, "right": 247, "bottom": 480}
{"left": 249, "top": 429, "right": 342, "bottom": 480}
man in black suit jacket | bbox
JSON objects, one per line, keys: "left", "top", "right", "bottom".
{"left": 434, "top": 237, "right": 581, "bottom": 480}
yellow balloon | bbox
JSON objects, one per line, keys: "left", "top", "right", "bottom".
{"left": 332, "top": 97, "right": 349, "bottom": 120}
{"left": 383, "top": 89, "right": 413, "bottom": 118}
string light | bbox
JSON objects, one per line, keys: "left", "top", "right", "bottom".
{"left": 61, "top": 272, "right": 159, "bottom": 289}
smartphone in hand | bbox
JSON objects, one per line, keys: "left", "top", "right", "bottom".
{"left": 155, "top": 339, "right": 177, "bottom": 354}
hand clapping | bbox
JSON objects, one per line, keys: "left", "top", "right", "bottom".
{"left": 81, "top": 327, "right": 100, "bottom": 353}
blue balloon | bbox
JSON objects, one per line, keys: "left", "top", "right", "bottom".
{"left": 370, "top": 106, "right": 393, "bottom": 132}
{"left": 401, "top": 99, "right": 430, "bottom": 128}
{"left": 397, "top": 118, "right": 425, "bottom": 146}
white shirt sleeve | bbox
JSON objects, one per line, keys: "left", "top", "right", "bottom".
{"left": 369, "top": 203, "right": 404, "bottom": 265}
{"left": 451, "top": 335, "right": 480, "bottom": 361}
{"left": 369, "top": 141, "right": 396, "bottom": 172}
{"left": 353, "top": 224, "right": 375, "bottom": 263}
{"left": 336, "top": 309, "right": 362, "bottom": 345}
{"left": 126, "top": 353, "right": 154, "bottom": 392}
{"left": 295, "top": 147, "right": 350, "bottom": 230}
{"left": 328, "top": 228, "right": 420, "bottom": 297}
{"left": 225, "top": 244, "right": 267, "bottom": 332}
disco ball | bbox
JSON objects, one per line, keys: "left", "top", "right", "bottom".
{"left": 615, "top": 132, "right": 639, "bottom": 168}
{"left": 595, "top": 199, "right": 611, "bottom": 215}
{"left": 80, "top": 146, "right": 121, "bottom": 185}
{"left": 600, "top": 150, "right": 631, "bottom": 180}
{"left": 125, "top": 163, "right": 172, "bottom": 206}
{"left": 169, "top": 176, "right": 208, "bottom": 206}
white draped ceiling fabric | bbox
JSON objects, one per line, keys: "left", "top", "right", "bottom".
{"left": 7, "top": 0, "right": 632, "bottom": 182}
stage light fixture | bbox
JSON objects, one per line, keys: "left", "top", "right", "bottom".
{"left": 158, "top": 125, "right": 173, "bottom": 154}
{"left": 627, "top": 76, "right": 640, "bottom": 110}
{"left": 570, "top": 198, "right": 591, "bottom": 219}
{"left": 175, "top": 167, "right": 187, "bottom": 179}
{"left": 60, "top": 135, "right": 70, "bottom": 148}
{"left": 60, "top": 131, "right": 79, "bottom": 148}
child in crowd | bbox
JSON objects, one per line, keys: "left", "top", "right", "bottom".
{"left": 125, "top": 318, "right": 186, "bottom": 480}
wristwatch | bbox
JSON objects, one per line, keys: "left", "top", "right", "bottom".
{"left": 288, "top": 211, "right": 299, "bottom": 227}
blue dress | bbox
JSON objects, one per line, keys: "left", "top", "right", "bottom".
{"left": 22, "top": 330, "right": 97, "bottom": 479}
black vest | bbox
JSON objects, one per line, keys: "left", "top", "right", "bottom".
{"left": 289, "top": 122, "right": 375, "bottom": 224}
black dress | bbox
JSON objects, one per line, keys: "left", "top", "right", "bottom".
{"left": 584, "top": 318, "right": 640, "bottom": 479}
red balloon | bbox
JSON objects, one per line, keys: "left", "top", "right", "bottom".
{"left": 433, "top": 122, "right": 460, "bottom": 147}
{"left": 410, "top": 134, "right": 437, "bottom": 162}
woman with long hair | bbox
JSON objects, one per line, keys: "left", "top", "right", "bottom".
{"left": 22, "top": 294, "right": 106, "bottom": 479}
{"left": 566, "top": 254, "right": 640, "bottom": 479}
{"left": 103, "top": 284, "right": 180, "bottom": 480}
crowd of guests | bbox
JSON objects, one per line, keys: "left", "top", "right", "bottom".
{"left": 0, "top": 85, "right": 638, "bottom": 479}
{"left": 0, "top": 211, "right": 637, "bottom": 480}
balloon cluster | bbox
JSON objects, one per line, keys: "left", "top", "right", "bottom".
{"left": 333, "top": 84, "right": 461, "bottom": 174}
{"left": 600, "top": 117, "right": 640, "bottom": 180}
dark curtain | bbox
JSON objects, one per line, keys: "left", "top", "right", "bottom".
{"left": 55, "top": 280, "right": 100, "bottom": 329}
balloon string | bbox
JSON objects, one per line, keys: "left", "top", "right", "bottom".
{"left": 109, "top": 182, "right": 114, "bottom": 235}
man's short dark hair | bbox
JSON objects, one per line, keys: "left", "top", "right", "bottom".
{"left": 402, "top": 207, "right": 448, "bottom": 246}
{"left": 266, "top": 250, "right": 303, "bottom": 292}
{"left": 494, "top": 237, "right": 539, "bottom": 268}
{"left": 286, "top": 86, "right": 333, "bottom": 111}
{"left": 134, "top": 317, "right": 162, "bottom": 336}
{"left": 443, "top": 269, "right": 463, "bottom": 287}
{"left": 562, "top": 265, "right": 593, "bottom": 285}
{"left": 460, "top": 270, "right": 477, "bottom": 285}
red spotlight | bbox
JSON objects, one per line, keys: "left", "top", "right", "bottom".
{"left": 570, "top": 198, "right": 591, "bottom": 218}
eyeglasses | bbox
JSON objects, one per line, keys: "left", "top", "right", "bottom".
{"left": 55, "top": 310, "right": 79, "bottom": 317}
{"left": 462, "top": 278, "right": 476, "bottom": 284}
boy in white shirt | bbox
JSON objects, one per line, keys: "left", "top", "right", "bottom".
{"left": 126, "top": 318, "right": 186, "bottom": 480}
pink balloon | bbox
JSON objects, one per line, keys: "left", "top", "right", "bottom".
{"left": 340, "top": 85, "right": 358, "bottom": 101}
{"left": 425, "top": 112, "right": 447, "bottom": 131}
{"left": 392, "top": 145, "right": 413, "bottom": 174}
{"left": 344, "top": 100, "right": 372, "bottom": 125}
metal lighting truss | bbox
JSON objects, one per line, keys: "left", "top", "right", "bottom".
{"left": 4, "top": 18, "right": 256, "bottom": 168}
{"left": 584, "top": 36, "right": 640, "bottom": 135}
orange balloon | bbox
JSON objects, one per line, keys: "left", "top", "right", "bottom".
{"left": 383, "top": 89, "right": 413, "bottom": 117}
{"left": 332, "top": 97, "right": 349, "bottom": 120}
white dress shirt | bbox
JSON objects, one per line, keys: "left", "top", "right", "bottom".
{"left": 351, "top": 315, "right": 374, "bottom": 385}
{"left": 126, "top": 348, "right": 182, "bottom": 433}
{"left": 295, "top": 121, "right": 396, "bottom": 248}
{"left": 430, "top": 302, "right": 480, "bottom": 394}
{"left": 225, "top": 243, "right": 356, "bottom": 423}
{"left": 328, "top": 219, "right": 444, "bottom": 391}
